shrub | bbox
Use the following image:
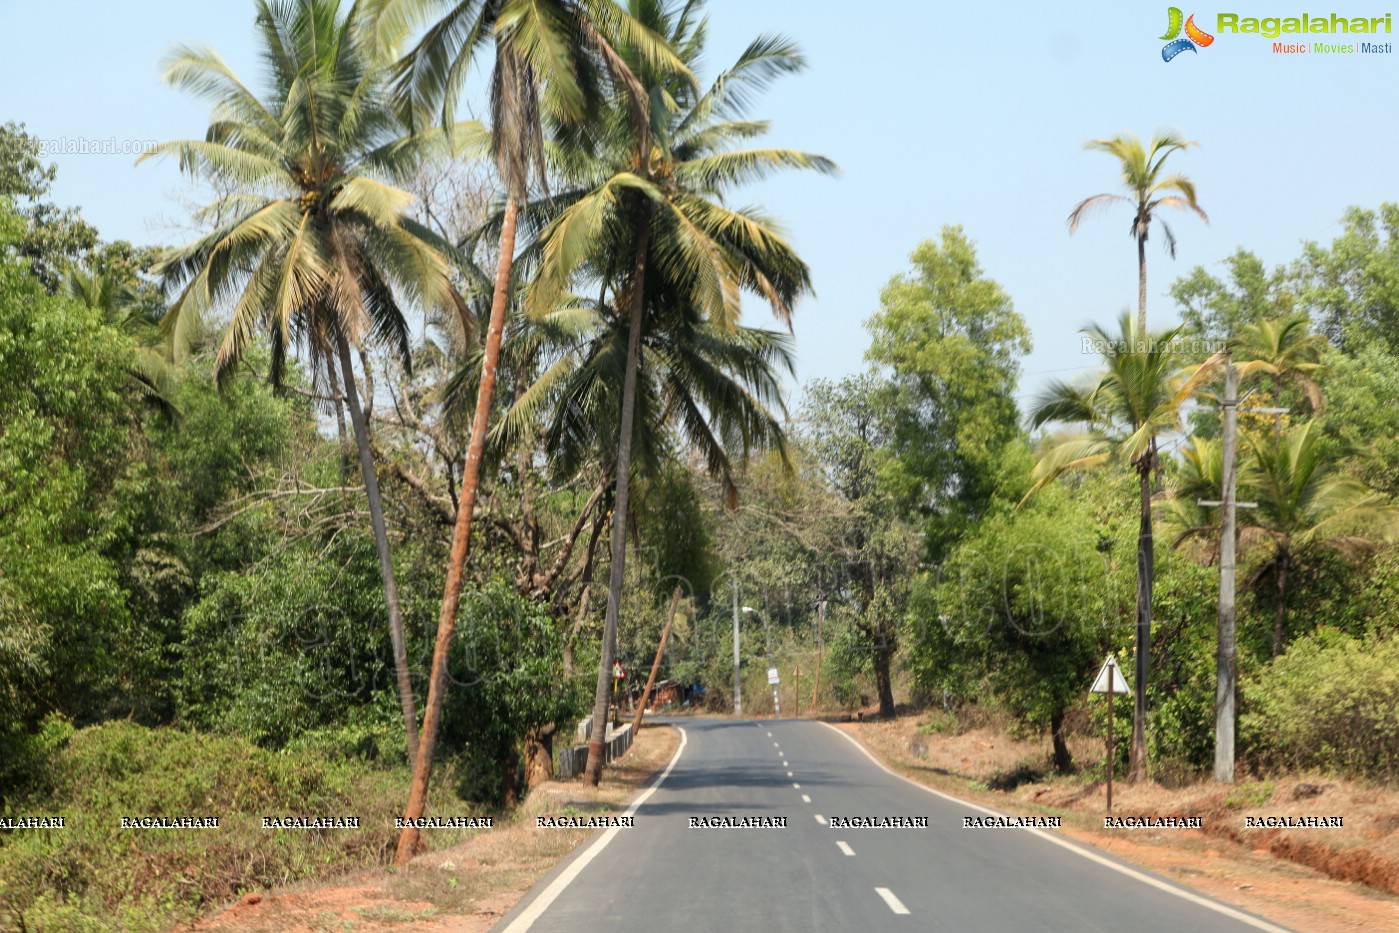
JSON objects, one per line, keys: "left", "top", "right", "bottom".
{"left": 0, "top": 722, "right": 479, "bottom": 932}
{"left": 1241, "top": 630, "right": 1399, "bottom": 780}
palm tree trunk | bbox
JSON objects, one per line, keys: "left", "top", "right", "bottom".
{"left": 326, "top": 358, "right": 352, "bottom": 481}
{"left": 395, "top": 194, "right": 520, "bottom": 865}
{"left": 583, "top": 206, "right": 652, "bottom": 787}
{"left": 334, "top": 329, "right": 419, "bottom": 768}
{"left": 1272, "top": 551, "right": 1290, "bottom": 658}
{"left": 1137, "top": 232, "right": 1148, "bottom": 332}
{"left": 1129, "top": 458, "right": 1154, "bottom": 782}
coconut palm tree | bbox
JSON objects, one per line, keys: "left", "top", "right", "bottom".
{"left": 1161, "top": 435, "right": 1227, "bottom": 563}
{"left": 365, "top": 0, "right": 688, "bottom": 862}
{"left": 60, "top": 265, "right": 180, "bottom": 418}
{"left": 1245, "top": 421, "right": 1398, "bottom": 656}
{"left": 141, "top": 0, "right": 478, "bottom": 767}
{"left": 1069, "top": 130, "right": 1208, "bottom": 331}
{"left": 1025, "top": 312, "right": 1217, "bottom": 780}
{"left": 523, "top": 0, "right": 834, "bottom": 784}
{"left": 498, "top": 293, "right": 795, "bottom": 495}
{"left": 1234, "top": 315, "right": 1329, "bottom": 421}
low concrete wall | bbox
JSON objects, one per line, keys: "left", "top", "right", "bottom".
{"left": 556, "top": 721, "right": 633, "bottom": 779}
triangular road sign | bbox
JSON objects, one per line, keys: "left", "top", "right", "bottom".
{"left": 1090, "top": 655, "right": 1131, "bottom": 695}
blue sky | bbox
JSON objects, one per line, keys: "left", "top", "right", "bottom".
{"left": 3, "top": 1, "right": 1396, "bottom": 409}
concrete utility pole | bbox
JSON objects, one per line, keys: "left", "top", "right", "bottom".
{"left": 1215, "top": 360, "right": 1239, "bottom": 784}
{"left": 1200, "top": 360, "right": 1272, "bottom": 784}
{"left": 813, "top": 597, "right": 826, "bottom": 709}
{"left": 732, "top": 586, "right": 742, "bottom": 716}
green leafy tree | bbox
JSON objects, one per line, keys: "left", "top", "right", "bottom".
{"left": 0, "top": 204, "right": 138, "bottom": 790}
{"left": 1171, "top": 248, "right": 1291, "bottom": 345}
{"left": 0, "top": 121, "right": 100, "bottom": 291}
{"left": 438, "top": 581, "right": 586, "bottom": 805}
{"left": 60, "top": 265, "right": 179, "bottom": 417}
{"left": 1322, "top": 342, "right": 1399, "bottom": 496}
{"left": 1290, "top": 203, "right": 1399, "bottom": 352}
{"left": 0, "top": 121, "right": 54, "bottom": 199}
{"left": 864, "top": 226, "right": 1031, "bottom": 558}
{"left": 799, "top": 375, "right": 919, "bottom": 719}
{"left": 930, "top": 483, "right": 1107, "bottom": 773}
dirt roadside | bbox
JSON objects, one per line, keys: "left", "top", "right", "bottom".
{"left": 833, "top": 716, "right": 1399, "bottom": 933}
{"left": 186, "top": 724, "right": 680, "bottom": 933}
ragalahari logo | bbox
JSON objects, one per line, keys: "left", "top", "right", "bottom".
{"left": 1161, "top": 7, "right": 1215, "bottom": 60}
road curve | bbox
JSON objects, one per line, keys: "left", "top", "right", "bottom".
{"left": 491, "top": 718, "right": 1293, "bottom": 933}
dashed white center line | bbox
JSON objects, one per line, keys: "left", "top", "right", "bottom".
{"left": 801, "top": 794, "right": 811, "bottom": 803}
{"left": 766, "top": 731, "right": 772, "bottom": 737}
{"left": 875, "top": 887, "right": 910, "bottom": 915}
{"left": 787, "top": 771, "right": 794, "bottom": 778}
{"left": 782, "top": 760, "right": 788, "bottom": 767}
{"left": 814, "top": 814, "right": 827, "bottom": 825}
{"left": 836, "top": 841, "right": 855, "bottom": 857}
{"left": 773, "top": 741, "right": 780, "bottom": 747}
{"left": 791, "top": 782, "right": 800, "bottom": 788}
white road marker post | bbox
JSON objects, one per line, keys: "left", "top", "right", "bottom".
{"left": 1090, "top": 655, "right": 1132, "bottom": 812}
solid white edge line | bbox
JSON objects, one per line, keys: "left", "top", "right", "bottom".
{"left": 820, "top": 723, "right": 1294, "bottom": 933}
{"left": 836, "top": 840, "right": 855, "bottom": 856}
{"left": 500, "top": 726, "right": 689, "bottom": 933}
{"left": 875, "top": 887, "right": 910, "bottom": 915}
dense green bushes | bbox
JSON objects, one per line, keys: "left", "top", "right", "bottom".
{"left": 1242, "top": 631, "right": 1399, "bottom": 780}
{"left": 440, "top": 582, "right": 588, "bottom": 803}
{"left": 0, "top": 721, "right": 480, "bottom": 933}
{"left": 175, "top": 545, "right": 404, "bottom": 747}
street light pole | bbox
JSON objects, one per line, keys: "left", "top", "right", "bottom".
{"left": 732, "top": 586, "right": 742, "bottom": 716}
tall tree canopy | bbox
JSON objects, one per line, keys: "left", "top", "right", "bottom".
{"left": 865, "top": 226, "right": 1030, "bottom": 559}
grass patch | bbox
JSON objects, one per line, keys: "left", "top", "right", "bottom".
{"left": 352, "top": 904, "right": 437, "bottom": 923}
{"left": 1222, "top": 780, "right": 1276, "bottom": 810}
{"left": 0, "top": 721, "right": 483, "bottom": 932}
{"left": 915, "top": 711, "right": 959, "bottom": 736}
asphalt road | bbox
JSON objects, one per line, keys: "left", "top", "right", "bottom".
{"left": 492, "top": 718, "right": 1293, "bottom": 933}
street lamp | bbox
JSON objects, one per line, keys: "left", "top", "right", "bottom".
{"left": 742, "top": 607, "right": 780, "bottom": 717}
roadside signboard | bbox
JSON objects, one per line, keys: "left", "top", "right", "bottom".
{"left": 1090, "top": 655, "right": 1131, "bottom": 811}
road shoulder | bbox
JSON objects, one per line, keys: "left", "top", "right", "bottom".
{"left": 191, "top": 724, "right": 681, "bottom": 933}
{"left": 830, "top": 718, "right": 1399, "bottom": 933}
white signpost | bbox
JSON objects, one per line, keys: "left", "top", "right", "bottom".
{"left": 767, "top": 667, "right": 780, "bottom": 685}
{"left": 1089, "top": 655, "right": 1132, "bottom": 811}
{"left": 767, "top": 668, "right": 781, "bottom": 718}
